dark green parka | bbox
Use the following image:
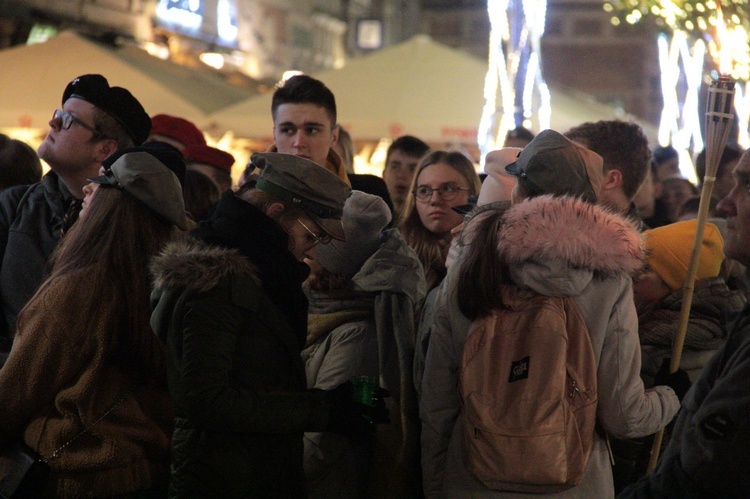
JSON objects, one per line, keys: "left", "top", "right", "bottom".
{"left": 150, "top": 193, "right": 331, "bottom": 498}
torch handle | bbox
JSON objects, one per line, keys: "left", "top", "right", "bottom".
{"left": 645, "top": 176, "right": 716, "bottom": 474}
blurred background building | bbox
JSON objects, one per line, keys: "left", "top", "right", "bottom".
{"left": 0, "top": 0, "right": 660, "bottom": 121}
{"left": 0, "top": 0, "right": 674, "bottom": 175}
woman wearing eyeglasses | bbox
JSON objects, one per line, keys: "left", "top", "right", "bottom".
{"left": 398, "top": 151, "right": 481, "bottom": 291}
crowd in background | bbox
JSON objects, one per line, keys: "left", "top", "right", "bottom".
{"left": 0, "top": 72, "right": 749, "bottom": 498}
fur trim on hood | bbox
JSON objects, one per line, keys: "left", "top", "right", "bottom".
{"left": 150, "top": 238, "right": 260, "bottom": 293}
{"left": 498, "top": 195, "right": 644, "bottom": 277}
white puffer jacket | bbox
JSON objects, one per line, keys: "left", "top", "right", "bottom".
{"left": 419, "top": 195, "right": 681, "bottom": 498}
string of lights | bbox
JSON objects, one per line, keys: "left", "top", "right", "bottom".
{"left": 605, "top": 0, "right": 749, "bottom": 151}
{"left": 478, "top": 0, "right": 550, "bottom": 160}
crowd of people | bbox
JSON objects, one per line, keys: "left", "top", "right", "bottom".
{"left": 0, "top": 71, "right": 748, "bottom": 498}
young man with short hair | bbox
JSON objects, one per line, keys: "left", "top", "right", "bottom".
{"left": 565, "top": 120, "right": 651, "bottom": 221}
{"left": 150, "top": 152, "right": 389, "bottom": 497}
{"left": 382, "top": 135, "right": 430, "bottom": 218}
{"left": 270, "top": 75, "right": 349, "bottom": 185}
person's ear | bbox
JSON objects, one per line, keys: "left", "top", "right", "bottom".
{"left": 95, "top": 138, "right": 118, "bottom": 163}
{"left": 603, "top": 169, "right": 623, "bottom": 191}
{"left": 265, "top": 202, "right": 285, "bottom": 221}
{"left": 330, "top": 124, "right": 340, "bottom": 148}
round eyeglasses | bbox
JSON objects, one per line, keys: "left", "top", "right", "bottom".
{"left": 296, "top": 218, "right": 331, "bottom": 246}
{"left": 413, "top": 184, "right": 470, "bottom": 203}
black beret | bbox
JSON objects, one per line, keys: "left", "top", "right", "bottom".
{"left": 63, "top": 74, "right": 151, "bottom": 145}
{"left": 103, "top": 141, "right": 186, "bottom": 187}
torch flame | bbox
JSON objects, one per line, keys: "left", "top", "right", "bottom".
{"left": 714, "top": 5, "right": 732, "bottom": 76}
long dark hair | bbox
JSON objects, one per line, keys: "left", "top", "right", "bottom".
{"left": 17, "top": 186, "right": 178, "bottom": 377}
{"left": 456, "top": 210, "right": 512, "bottom": 321}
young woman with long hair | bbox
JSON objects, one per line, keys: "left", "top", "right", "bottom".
{"left": 420, "top": 130, "right": 681, "bottom": 497}
{"left": 0, "top": 144, "right": 187, "bottom": 498}
{"left": 398, "top": 150, "right": 481, "bottom": 290}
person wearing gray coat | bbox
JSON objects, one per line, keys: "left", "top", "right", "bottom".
{"left": 303, "top": 191, "right": 426, "bottom": 497}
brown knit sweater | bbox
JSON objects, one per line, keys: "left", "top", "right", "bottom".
{"left": 0, "top": 270, "right": 173, "bottom": 498}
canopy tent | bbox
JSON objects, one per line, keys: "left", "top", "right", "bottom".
{"left": 0, "top": 31, "right": 258, "bottom": 131}
{"left": 207, "top": 35, "right": 658, "bottom": 144}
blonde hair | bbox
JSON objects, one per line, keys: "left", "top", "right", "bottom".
{"left": 398, "top": 150, "right": 481, "bottom": 289}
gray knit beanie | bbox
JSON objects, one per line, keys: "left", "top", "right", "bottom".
{"left": 314, "top": 191, "right": 392, "bottom": 276}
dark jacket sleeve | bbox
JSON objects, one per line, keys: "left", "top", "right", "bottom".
{"left": 619, "top": 323, "right": 750, "bottom": 498}
{"left": 618, "top": 452, "right": 693, "bottom": 499}
{"left": 0, "top": 185, "right": 31, "bottom": 356}
{"left": 0, "top": 185, "right": 27, "bottom": 255}
{"left": 177, "top": 280, "right": 330, "bottom": 434}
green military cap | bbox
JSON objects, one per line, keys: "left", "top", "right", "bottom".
{"left": 252, "top": 152, "right": 351, "bottom": 241}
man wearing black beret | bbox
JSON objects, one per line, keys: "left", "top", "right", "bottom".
{"left": 0, "top": 74, "right": 151, "bottom": 365}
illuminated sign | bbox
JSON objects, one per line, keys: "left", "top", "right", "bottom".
{"left": 357, "top": 19, "right": 383, "bottom": 50}
{"left": 156, "top": 0, "right": 204, "bottom": 32}
{"left": 217, "top": 0, "right": 238, "bottom": 43}
{"left": 156, "top": 0, "right": 238, "bottom": 44}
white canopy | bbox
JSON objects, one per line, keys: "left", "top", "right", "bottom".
{"left": 207, "top": 35, "right": 657, "bottom": 144}
{"left": 0, "top": 31, "right": 255, "bottom": 130}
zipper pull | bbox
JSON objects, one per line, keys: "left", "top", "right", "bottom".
{"left": 569, "top": 380, "right": 580, "bottom": 398}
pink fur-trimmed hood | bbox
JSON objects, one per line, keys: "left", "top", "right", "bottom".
{"left": 498, "top": 195, "right": 644, "bottom": 277}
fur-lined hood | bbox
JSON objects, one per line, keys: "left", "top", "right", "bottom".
{"left": 150, "top": 238, "right": 260, "bottom": 293}
{"left": 499, "top": 195, "right": 643, "bottom": 273}
{"left": 470, "top": 195, "right": 644, "bottom": 297}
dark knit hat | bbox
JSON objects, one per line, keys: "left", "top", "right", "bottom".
{"left": 90, "top": 144, "right": 187, "bottom": 229}
{"left": 150, "top": 114, "right": 206, "bottom": 149}
{"left": 104, "top": 142, "right": 187, "bottom": 186}
{"left": 252, "top": 152, "right": 351, "bottom": 241}
{"left": 63, "top": 74, "right": 151, "bottom": 145}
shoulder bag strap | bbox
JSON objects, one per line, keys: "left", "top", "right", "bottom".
{"left": 43, "top": 395, "right": 126, "bottom": 464}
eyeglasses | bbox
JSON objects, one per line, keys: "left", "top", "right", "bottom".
{"left": 296, "top": 218, "right": 331, "bottom": 246}
{"left": 413, "top": 184, "right": 471, "bottom": 203}
{"left": 52, "top": 109, "right": 102, "bottom": 136}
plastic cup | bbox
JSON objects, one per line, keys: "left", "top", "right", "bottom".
{"left": 351, "top": 375, "right": 377, "bottom": 406}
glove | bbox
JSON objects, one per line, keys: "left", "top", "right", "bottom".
{"left": 654, "top": 358, "right": 692, "bottom": 401}
{"left": 325, "top": 381, "right": 391, "bottom": 439}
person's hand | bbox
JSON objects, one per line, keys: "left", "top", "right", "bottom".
{"left": 654, "top": 358, "right": 692, "bottom": 401}
{"left": 325, "top": 381, "right": 390, "bottom": 439}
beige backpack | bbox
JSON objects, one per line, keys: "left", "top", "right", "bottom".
{"left": 459, "top": 285, "right": 598, "bottom": 493}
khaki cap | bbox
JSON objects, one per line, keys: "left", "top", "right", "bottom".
{"left": 505, "top": 129, "right": 603, "bottom": 202}
{"left": 89, "top": 149, "right": 188, "bottom": 230}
